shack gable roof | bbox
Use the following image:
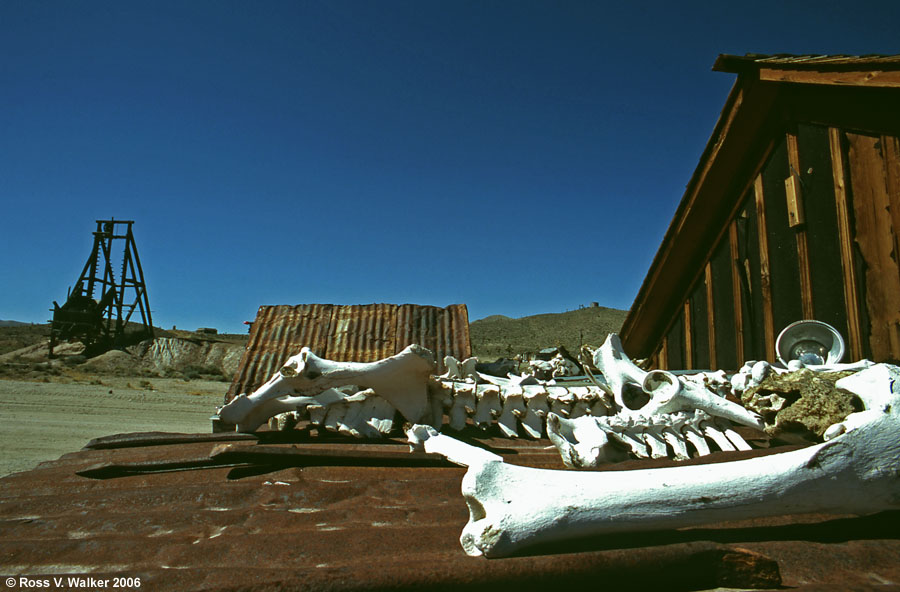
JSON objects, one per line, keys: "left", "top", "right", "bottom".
{"left": 621, "top": 54, "right": 900, "bottom": 358}
{"left": 714, "top": 53, "right": 900, "bottom": 87}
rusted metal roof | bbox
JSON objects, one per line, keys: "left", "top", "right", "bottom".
{"left": 714, "top": 53, "right": 900, "bottom": 72}
{"left": 3, "top": 429, "right": 900, "bottom": 590}
{"left": 226, "top": 303, "right": 471, "bottom": 401}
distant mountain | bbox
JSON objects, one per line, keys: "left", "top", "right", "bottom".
{"left": 0, "top": 320, "right": 31, "bottom": 327}
{"left": 469, "top": 306, "right": 629, "bottom": 361}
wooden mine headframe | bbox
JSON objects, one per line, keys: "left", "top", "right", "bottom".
{"left": 50, "top": 219, "right": 153, "bottom": 355}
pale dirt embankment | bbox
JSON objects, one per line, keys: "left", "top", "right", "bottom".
{"left": 0, "top": 377, "right": 226, "bottom": 477}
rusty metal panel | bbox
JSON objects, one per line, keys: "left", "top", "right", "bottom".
{"left": 226, "top": 303, "right": 471, "bottom": 400}
{"left": 13, "top": 434, "right": 887, "bottom": 591}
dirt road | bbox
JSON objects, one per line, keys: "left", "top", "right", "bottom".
{"left": 0, "top": 377, "right": 227, "bottom": 477}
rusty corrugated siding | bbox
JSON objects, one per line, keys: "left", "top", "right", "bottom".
{"left": 226, "top": 303, "right": 471, "bottom": 400}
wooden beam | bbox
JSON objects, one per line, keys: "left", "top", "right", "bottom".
{"left": 757, "top": 68, "right": 900, "bottom": 88}
{"left": 683, "top": 300, "right": 693, "bottom": 369}
{"left": 729, "top": 220, "right": 745, "bottom": 363}
{"left": 659, "top": 336, "right": 669, "bottom": 371}
{"left": 754, "top": 174, "right": 777, "bottom": 362}
{"left": 786, "top": 132, "right": 815, "bottom": 320}
{"left": 705, "top": 262, "right": 717, "bottom": 370}
{"left": 828, "top": 127, "right": 864, "bottom": 361}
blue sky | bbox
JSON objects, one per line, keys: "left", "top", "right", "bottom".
{"left": 2, "top": 1, "right": 898, "bottom": 334}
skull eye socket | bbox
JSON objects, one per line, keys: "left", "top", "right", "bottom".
{"left": 280, "top": 361, "right": 299, "bottom": 378}
{"left": 622, "top": 382, "right": 651, "bottom": 410}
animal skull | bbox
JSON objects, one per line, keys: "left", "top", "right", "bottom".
{"left": 218, "top": 344, "right": 435, "bottom": 431}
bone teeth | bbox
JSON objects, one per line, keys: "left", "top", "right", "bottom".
{"left": 337, "top": 399, "right": 364, "bottom": 437}
{"left": 323, "top": 403, "right": 348, "bottom": 433}
{"left": 641, "top": 427, "right": 670, "bottom": 458}
{"left": 357, "top": 394, "right": 395, "bottom": 437}
{"left": 307, "top": 404, "right": 327, "bottom": 426}
{"left": 701, "top": 420, "right": 736, "bottom": 452}
{"left": 660, "top": 427, "right": 691, "bottom": 460}
{"left": 681, "top": 423, "right": 711, "bottom": 457}
{"left": 715, "top": 418, "right": 753, "bottom": 451}
{"left": 609, "top": 427, "right": 651, "bottom": 459}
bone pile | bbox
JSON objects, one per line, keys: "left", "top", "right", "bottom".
{"left": 216, "top": 335, "right": 775, "bottom": 467}
{"left": 409, "top": 363, "right": 900, "bottom": 558}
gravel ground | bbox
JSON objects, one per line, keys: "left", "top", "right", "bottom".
{"left": 0, "top": 376, "right": 227, "bottom": 477}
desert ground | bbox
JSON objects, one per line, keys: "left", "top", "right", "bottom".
{"left": 0, "top": 376, "right": 226, "bottom": 477}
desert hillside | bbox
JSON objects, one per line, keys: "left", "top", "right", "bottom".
{"left": 470, "top": 306, "right": 629, "bottom": 361}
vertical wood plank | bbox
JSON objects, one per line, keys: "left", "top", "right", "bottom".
{"left": 754, "top": 174, "right": 777, "bottom": 362}
{"left": 787, "top": 131, "right": 815, "bottom": 320}
{"left": 882, "top": 135, "right": 900, "bottom": 360}
{"left": 828, "top": 127, "right": 864, "bottom": 361}
{"left": 884, "top": 134, "right": 900, "bottom": 289}
{"left": 705, "top": 262, "right": 717, "bottom": 369}
{"left": 659, "top": 336, "right": 669, "bottom": 371}
{"left": 729, "top": 220, "right": 745, "bottom": 364}
{"left": 845, "top": 132, "right": 900, "bottom": 361}
{"left": 683, "top": 300, "right": 693, "bottom": 369}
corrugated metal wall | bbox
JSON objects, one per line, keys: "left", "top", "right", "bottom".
{"left": 226, "top": 303, "right": 471, "bottom": 400}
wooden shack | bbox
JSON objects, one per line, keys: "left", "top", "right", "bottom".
{"left": 621, "top": 54, "right": 900, "bottom": 370}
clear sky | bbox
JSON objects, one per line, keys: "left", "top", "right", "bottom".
{"left": 2, "top": 1, "right": 898, "bottom": 334}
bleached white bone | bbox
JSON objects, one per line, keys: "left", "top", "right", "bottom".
{"left": 589, "top": 398, "right": 613, "bottom": 417}
{"left": 411, "top": 363, "right": 900, "bottom": 558}
{"left": 449, "top": 383, "right": 476, "bottom": 431}
{"left": 520, "top": 385, "right": 549, "bottom": 438}
{"left": 594, "top": 334, "right": 764, "bottom": 430}
{"left": 660, "top": 425, "right": 691, "bottom": 461}
{"left": 442, "top": 355, "right": 479, "bottom": 381}
{"left": 354, "top": 392, "right": 396, "bottom": 437}
{"left": 641, "top": 426, "right": 669, "bottom": 458}
{"left": 715, "top": 417, "right": 753, "bottom": 451}
{"left": 681, "top": 423, "right": 711, "bottom": 457}
{"left": 546, "top": 414, "right": 630, "bottom": 467}
{"left": 497, "top": 388, "right": 525, "bottom": 438}
{"left": 219, "top": 388, "right": 348, "bottom": 432}
{"left": 307, "top": 404, "right": 326, "bottom": 426}
{"left": 218, "top": 344, "right": 435, "bottom": 429}
{"left": 473, "top": 384, "right": 502, "bottom": 429}
{"left": 610, "top": 424, "right": 651, "bottom": 459}
{"left": 323, "top": 402, "right": 347, "bottom": 433}
{"left": 700, "top": 419, "right": 736, "bottom": 452}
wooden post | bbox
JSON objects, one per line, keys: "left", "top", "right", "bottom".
{"left": 729, "top": 220, "right": 745, "bottom": 363}
{"left": 705, "top": 262, "right": 717, "bottom": 370}
{"left": 828, "top": 127, "right": 864, "bottom": 361}
{"left": 683, "top": 300, "right": 693, "bottom": 369}
{"left": 786, "top": 132, "right": 815, "bottom": 320}
{"left": 754, "top": 174, "right": 777, "bottom": 362}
